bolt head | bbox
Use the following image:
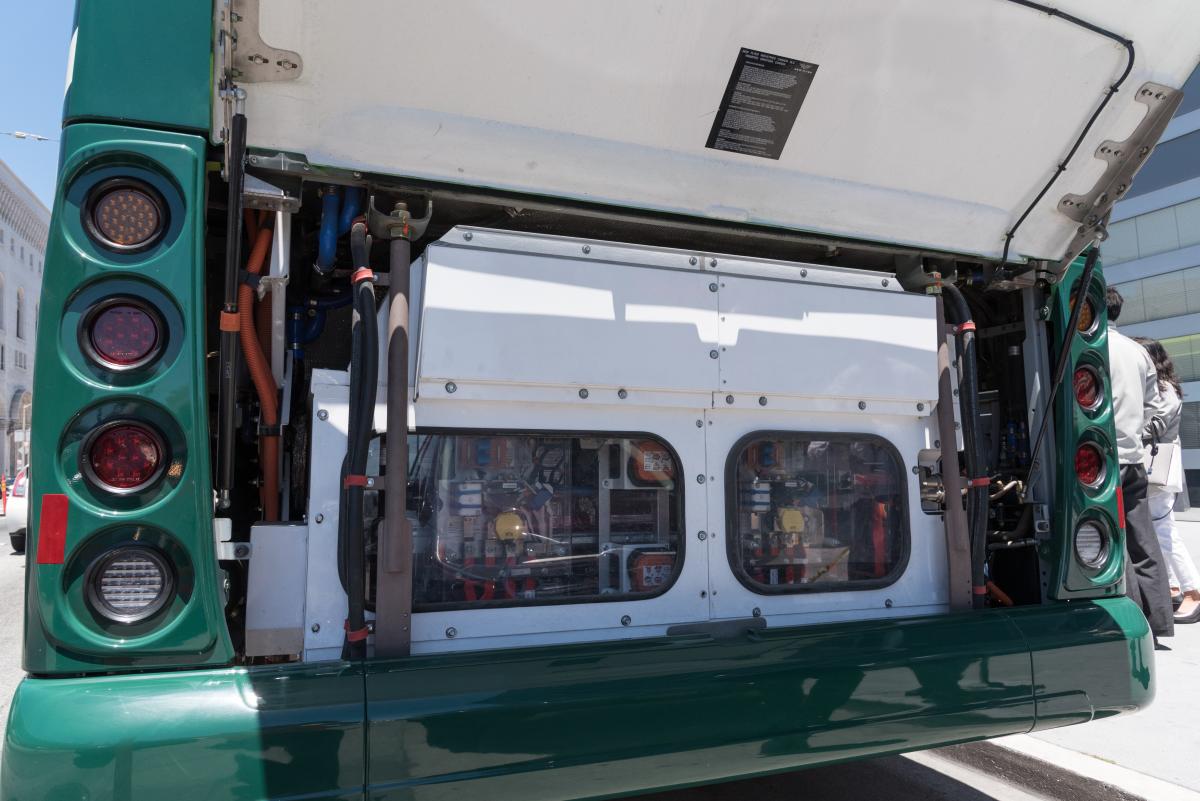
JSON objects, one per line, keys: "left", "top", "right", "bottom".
{"left": 709, "top": 282, "right": 718, "bottom": 292}
{"left": 858, "top": 401, "right": 867, "bottom": 410}
{"left": 916, "top": 402, "right": 925, "bottom": 412}
{"left": 463, "top": 231, "right": 473, "bottom": 241}
{"left": 696, "top": 419, "right": 703, "bottom": 428}
{"left": 445, "top": 381, "right": 457, "bottom": 394}
{"left": 311, "top": 623, "right": 320, "bottom": 633}
{"left": 710, "top": 258, "right": 718, "bottom": 268}
{"left": 885, "top": 599, "right": 894, "bottom": 608}
{"left": 620, "top": 615, "right": 632, "bottom": 626}
{"left": 445, "top": 627, "right": 457, "bottom": 638}
{"left": 725, "top": 395, "right": 735, "bottom": 405}
{"left": 618, "top": 388, "right": 628, "bottom": 399}
{"left": 752, "top": 607, "right": 762, "bottom": 618}
{"left": 314, "top": 513, "right": 325, "bottom": 524}
{"left": 689, "top": 256, "right": 698, "bottom": 265}
{"left": 800, "top": 268, "right": 808, "bottom": 278}
{"left": 578, "top": 388, "right": 589, "bottom": 399}
{"left": 582, "top": 244, "right": 591, "bottom": 254}
{"left": 710, "top": 349, "right": 719, "bottom": 359}
{"left": 697, "top": 531, "right": 707, "bottom": 541}
{"left": 758, "top": 396, "right": 768, "bottom": 407}
{"left": 882, "top": 278, "right": 890, "bottom": 287}
{"left": 317, "top": 409, "right": 329, "bottom": 421}
{"left": 696, "top": 474, "right": 706, "bottom": 484}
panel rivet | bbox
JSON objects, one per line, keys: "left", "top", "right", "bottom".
{"left": 726, "top": 395, "right": 735, "bottom": 404}
{"left": 800, "top": 268, "right": 808, "bottom": 278}
{"left": 758, "top": 396, "right": 768, "bottom": 406}
{"left": 709, "top": 282, "right": 718, "bottom": 293}
{"left": 618, "top": 388, "right": 628, "bottom": 399}
{"left": 621, "top": 615, "right": 632, "bottom": 626}
{"left": 579, "top": 388, "right": 589, "bottom": 399}
{"left": 710, "top": 349, "right": 719, "bottom": 359}
{"left": 710, "top": 258, "right": 718, "bottom": 268}
{"left": 696, "top": 419, "right": 703, "bottom": 427}
{"left": 463, "top": 231, "right": 473, "bottom": 241}
{"left": 311, "top": 623, "right": 320, "bottom": 633}
{"left": 697, "top": 531, "right": 707, "bottom": 541}
{"left": 882, "top": 278, "right": 890, "bottom": 287}
{"left": 885, "top": 599, "right": 894, "bottom": 608}
{"left": 690, "top": 256, "right": 698, "bottom": 265}
{"left": 317, "top": 409, "right": 329, "bottom": 421}
{"left": 752, "top": 607, "right": 762, "bottom": 618}
{"left": 445, "top": 381, "right": 457, "bottom": 394}
{"left": 314, "top": 513, "right": 325, "bottom": 524}
{"left": 582, "top": 244, "right": 591, "bottom": 254}
{"left": 858, "top": 401, "right": 867, "bottom": 410}
{"left": 916, "top": 402, "right": 925, "bottom": 412}
{"left": 445, "top": 627, "right": 458, "bottom": 638}
{"left": 696, "top": 474, "right": 706, "bottom": 484}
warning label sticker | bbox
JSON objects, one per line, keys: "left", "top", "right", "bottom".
{"left": 706, "top": 48, "right": 818, "bottom": 160}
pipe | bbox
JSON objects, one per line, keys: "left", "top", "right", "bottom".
{"left": 339, "top": 187, "right": 363, "bottom": 235}
{"left": 315, "top": 188, "right": 340, "bottom": 274}
{"left": 238, "top": 223, "right": 281, "bottom": 521}
{"left": 375, "top": 229, "right": 414, "bottom": 657}
{"left": 342, "top": 219, "right": 378, "bottom": 659}
{"left": 216, "top": 111, "right": 248, "bottom": 510}
{"left": 943, "top": 283, "right": 988, "bottom": 609}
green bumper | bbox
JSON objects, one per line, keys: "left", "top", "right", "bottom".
{"left": 2, "top": 599, "right": 1152, "bottom": 801}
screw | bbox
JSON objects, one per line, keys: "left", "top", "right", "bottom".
{"left": 858, "top": 401, "right": 867, "bottom": 410}
{"left": 463, "top": 231, "right": 473, "bottom": 241}
{"left": 317, "top": 409, "right": 329, "bottom": 421}
{"left": 912, "top": 465, "right": 920, "bottom": 474}
{"left": 621, "top": 615, "right": 632, "bottom": 626}
{"left": 708, "top": 283, "right": 719, "bottom": 294}
{"left": 710, "top": 350, "right": 719, "bottom": 359}
{"left": 234, "top": 544, "right": 250, "bottom": 559}
{"left": 752, "top": 607, "right": 762, "bottom": 618}
{"left": 311, "top": 623, "right": 320, "bottom": 633}
{"left": 696, "top": 474, "right": 706, "bottom": 484}
{"left": 726, "top": 395, "right": 735, "bottom": 404}
{"left": 278, "top": 59, "right": 298, "bottom": 70}
{"left": 249, "top": 155, "right": 259, "bottom": 164}
{"left": 700, "top": 590, "right": 708, "bottom": 598}
{"left": 689, "top": 256, "right": 698, "bottom": 265}
{"left": 582, "top": 244, "right": 591, "bottom": 254}
{"left": 710, "top": 258, "right": 718, "bottom": 268}
{"left": 698, "top": 531, "right": 707, "bottom": 541}
{"left": 882, "top": 279, "right": 890, "bottom": 287}
{"left": 696, "top": 419, "right": 703, "bottom": 427}
{"left": 758, "top": 396, "right": 768, "bottom": 406}
{"left": 916, "top": 402, "right": 925, "bottom": 412}
{"left": 618, "top": 388, "right": 628, "bottom": 399}
{"left": 315, "top": 513, "right": 325, "bottom": 524}
{"left": 248, "top": 53, "right": 268, "bottom": 65}
{"left": 445, "top": 627, "right": 457, "bottom": 638}
{"left": 885, "top": 599, "right": 894, "bottom": 608}
{"left": 445, "top": 381, "right": 457, "bottom": 394}
{"left": 800, "top": 269, "right": 808, "bottom": 278}
{"left": 579, "top": 388, "right": 589, "bottom": 399}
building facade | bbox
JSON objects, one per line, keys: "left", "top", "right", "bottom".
{"left": 0, "top": 159, "right": 47, "bottom": 478}
{"left": 1103, "top": 64, "right": 1200, "bottom": 499}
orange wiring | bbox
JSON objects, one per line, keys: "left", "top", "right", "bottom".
{"left": 238, "top": 224, "right": 280, "bottom": 521}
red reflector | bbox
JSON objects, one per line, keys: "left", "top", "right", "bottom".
{"left": 36, "top": 494, "right": 69, "bottom": 565}
{"left": 1116, "top": 487, "right": 1127, "bottom": 532}
{"left": 1073, "top": 366, "right": 1100, "bottom": 410}
{"left": 88, "top": 302, "right": 161, "bottom": 368}
{"left": 1075, "top": 443, "right": 1105, "bottom": 488}
{"left": 86, "top": 425, "right": 163, "bottom": 491}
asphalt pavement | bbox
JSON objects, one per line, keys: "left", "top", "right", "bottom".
{"left": 0, "top": 513, "right": 1195, "bottom": 800}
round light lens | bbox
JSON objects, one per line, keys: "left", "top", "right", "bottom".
{"left": 1069, "top": 293, "right": 1098, "bottom": 335}
{"left": 87, "top": 181, "right": 165, "bottom": 252}
{"left": 1075, "top": 521, "right": 1108, "bottom": 568}
{"left": 84, "top": 423, "right": 165, "bottom": 493}
{"left": 89, "top": 547, "right": 173, "bottom": 623}
{"left": 1075, "top": 443, "right": 1106, "bottom": 489}
{"left": 85, "top": 299, "right": 162, "bottom": 369}
{"left": 1073, "top": 365, "right": 1101, "bottom": 411}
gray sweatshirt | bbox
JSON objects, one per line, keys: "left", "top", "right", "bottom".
{"left": 1108, "top": 326, "right": 1169, "bottom": 465}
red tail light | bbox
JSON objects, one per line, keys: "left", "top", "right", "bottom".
{"left": 1073, "top": 365, "right": 1101, "bottom": 411}
{"left": 83, "top": 423, "right": 165, "bottom": 492}
{"left": 84, "top": 299, "right": 163, "bottom": 370}
{"left": 1074, "top": 443, "right": 1106, "bottom": 489}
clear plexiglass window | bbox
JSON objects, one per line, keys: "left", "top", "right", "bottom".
{"left": 729, "top": 434, "right": 908, "bottom": 592}
{"left": 408, "top": 432, "right": 683, "bottom": 609}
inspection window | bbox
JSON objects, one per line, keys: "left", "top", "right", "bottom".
{"left": 408, "top": 432, "right": 683, "bottom": 609}
{"left": 728, "top": 433, "right": 909, "bottom": 592}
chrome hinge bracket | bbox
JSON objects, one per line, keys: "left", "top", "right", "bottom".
{"left": 230, "top": 0, "right": 303, "bottom": 83}
{"left": 1053, "top": 81, "right": 1183, "bottom": 274}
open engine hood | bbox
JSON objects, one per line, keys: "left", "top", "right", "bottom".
{"left": 224, "top": 0, "right": 1200, "bottom": 263}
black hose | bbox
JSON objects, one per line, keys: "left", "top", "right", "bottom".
{"left": 943, "top": 284, "right": 989, "bottom": 609}
{"left": 342, "top": 219, "right": 378, "bottom": 659}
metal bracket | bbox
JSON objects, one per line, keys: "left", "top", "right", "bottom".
{"left": 367, "top": 195, "right": 433, "bottom": 241}
{"left": 230, "top": 0, "right": 302, "bottom": 82}
{"left": 1053, "top": 81, "right": 1183, "bottom": 272}
{"left": 243, "top": 174, "right": 301, "bottom": 214}
{"left": 214, "top": 517, "right": 252, "bottom": 561}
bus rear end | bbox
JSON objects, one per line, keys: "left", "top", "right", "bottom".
{"left": 4, "top": 2, "right": 1198, "bottom": 799}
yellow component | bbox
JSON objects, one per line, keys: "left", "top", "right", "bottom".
{"left": 778, "top": 508, "right": 806, "bottom": 535}
{"left": 494, "top": 510, "right": 526, "bottom": 541}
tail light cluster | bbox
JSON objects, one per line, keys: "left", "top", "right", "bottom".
{"left": 73, "top": 176, "right": 175, "bottom": 626}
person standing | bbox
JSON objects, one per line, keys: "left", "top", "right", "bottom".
{"left": 1133, "top": 337, "right": 1200, "bottom": 624}
{"left": 1106, "top": 288, "right": 1174, "bottom": 641}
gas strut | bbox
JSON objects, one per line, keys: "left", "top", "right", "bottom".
{"left": 215, "top": 102, "right": 247, "bottom": 511}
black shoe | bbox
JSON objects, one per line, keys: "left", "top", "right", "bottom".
{"left": 1155, "top": 641, "right": 1172, "bottom": 651}
{"left": 1173, "top": 594, "right": 1184, "bottom": 611}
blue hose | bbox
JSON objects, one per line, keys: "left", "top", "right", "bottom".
{"left": 315, "top": 189, "right": 341, "bottom": 274}
{"left": 339, "top": 187, "right": 363, "bottom": 235}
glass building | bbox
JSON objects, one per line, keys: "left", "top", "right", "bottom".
{"left": 1103, "top": 65, "right": 1200, "bottom": 500}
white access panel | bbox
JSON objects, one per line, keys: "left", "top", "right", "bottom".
{"left": 703, "top": 408, "right": 948, "bottom": 627}
{"left": 417, "top": 234, "right": 719, "bottom": 401}
{"left": 716, "top": 275, "right": 938, "bottom": 410}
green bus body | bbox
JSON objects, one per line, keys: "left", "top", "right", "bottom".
{"left": 2, "top": 2, "right": 1153, "bottom": 799}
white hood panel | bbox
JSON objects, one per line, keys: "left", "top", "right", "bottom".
{"left": 239, "top": 0, "right": 1200, "bottom": 261}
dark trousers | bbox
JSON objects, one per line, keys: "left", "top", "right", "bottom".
{"left": 1121, "top": 463, "right": 1174, "bottom": 638}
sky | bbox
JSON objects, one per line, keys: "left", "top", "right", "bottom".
{"left": 0, "top": 3, "right": 77, "bottom": 210}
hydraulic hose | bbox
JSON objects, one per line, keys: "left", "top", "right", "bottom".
{"left": 943, "top": 284, "right": 989, "bottom": 609}
{"left": 238, "top": 218, "right": 281, "bottom": 521}
{"left": 342, "top": 219, "right": 378, "bottom": 659}
{"left": 315, "top": 188, "right": 340, "bottom": 274}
